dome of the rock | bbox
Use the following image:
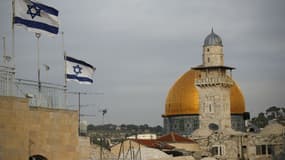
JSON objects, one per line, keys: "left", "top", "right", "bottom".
{"left": 164, "top": 69, "right": 245, "bottom": 116}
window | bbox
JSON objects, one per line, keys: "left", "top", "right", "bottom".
{"left": 207, "top": 48, "right": 210, "bottom": 52}
{"left": 193, "top": 119, "right": 199, "bottom": 129}
{"left": 179, "top": 119, "right": 185, "bottom": 131}
{"left": 267, "top": 145, "right": 273, "bottom": 155}
{"left": 242, "top": 146, "right": 247, "bottom": 155}
{"left": 209, "top": 104, "right": 213, "bottom": 113}
{"left": 212, "top": 145, "right": 225, "bottom": 156}
{"left": 256, "top": 145, "right": 267, "bottom": 155}
{"left": 237, "top": 122, "right": 241, "bottom": 129}
{"left": 208, "top": 57, "right": 210, "bottom": 63}
{"left": 212, "top": 147, "right": 219, "bottom": 155}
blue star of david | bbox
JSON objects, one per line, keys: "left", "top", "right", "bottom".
{"left": 26, "top": 3, "right": 41, "bottom": 19}
{"left": 73, "top": 65, "right": 82, "bottom": 75}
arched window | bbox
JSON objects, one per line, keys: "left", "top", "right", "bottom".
{"left": 29, "top": 155, "right": 48, "bottom": 160}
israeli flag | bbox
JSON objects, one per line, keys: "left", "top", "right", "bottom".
{"left": 65, "top": 56, "right": 96, "bottom": 84}
{"left": 14, "top": 0, "right": 59, "bottom": 36}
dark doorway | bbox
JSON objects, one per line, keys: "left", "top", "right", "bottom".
{"left": 29, "top": 155, "right": 47, "bottom": 160}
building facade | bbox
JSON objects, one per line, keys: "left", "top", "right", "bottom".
{"left": 0, "top": 96, "right": 79, "bottom": 160}
{"left": 162, "top": 30, "right": 285, "bottom": 160}
{"left": 163, "top": 29, "right": 249, "bottom": 135}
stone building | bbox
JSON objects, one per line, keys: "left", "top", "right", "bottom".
{"left": 0, "top": 96, "right": 79, "bottom": 160}
{"left": 0, "top": 66, "right": 99, "bottom": 160}
{"left": 163, "top": 29, "right": 249, "bottom": 135}
{"left": 162, "top": 29, "right": 285, "bottom": 160}
{"left": 190, "top": 122, "right": 285, "bottom": 160}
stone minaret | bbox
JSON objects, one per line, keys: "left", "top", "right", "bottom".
{"left": 194, "top": 29, "right": 234, "bottom": 131}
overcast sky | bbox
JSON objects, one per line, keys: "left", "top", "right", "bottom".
{"left": 1, "top": 0, "right": 285, "bottom": 126}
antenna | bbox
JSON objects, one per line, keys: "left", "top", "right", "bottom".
{"left": 102, "top": 109, "right": 107, "bottom": 116}
{"left": 99, "top": 108, "right": 108, "bottom": 125}
{"left": 67, "top": 91, "right": 104, "bottom": 135}
{"left": 99, "top": 108, "right": 108, "bottom": 160}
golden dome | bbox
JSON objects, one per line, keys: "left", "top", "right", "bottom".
{"left": 164, "top": 69, "right": 245, "bottom": 116}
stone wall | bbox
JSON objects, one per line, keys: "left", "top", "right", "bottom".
{"left": 0, "top": 96, "right": 30, "bottom": 159}
{"left": 0, "top": 96, "right": 79, "bottom": 160}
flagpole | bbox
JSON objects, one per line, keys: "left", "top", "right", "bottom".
{"left": 3, "top": 37, "right": 7, "bottom": 65}
{"left": 35, "top": 33, "right": 41, "bottom": 94}
{"left": 12, "top": 0, "right": 15, "bottom": 67}
{"left": 11, "top": 0, "right": 16, "bottom": 97}
{"left": 62, "top": 31, "right": 67, "bottom": 108}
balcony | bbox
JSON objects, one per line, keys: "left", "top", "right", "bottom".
{"left": 195, "top": 76, "right": 233, "bottom": 87}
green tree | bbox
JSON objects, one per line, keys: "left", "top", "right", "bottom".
{"left": 251, "top": 112, "right": 268, "bottom": 128}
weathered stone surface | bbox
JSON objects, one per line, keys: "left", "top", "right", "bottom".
{"left": 0, "top": 96, "right": 79, "bottom": 160}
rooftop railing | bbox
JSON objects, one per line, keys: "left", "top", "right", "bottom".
{"left": 0, "top": 65, "right": 15, "bottom": 96}
{"left": 15, "top": 79, "right": 66, "bottom": 108}
{"left": 0, "top": 65, "right": 67, "bottom": 108}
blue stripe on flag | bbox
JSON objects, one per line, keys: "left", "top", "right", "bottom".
{"left": 32, "top": 1, "right": 59, "bottom": 16}
{"left": 65, "top": 56, "right": 95, "bottom": 69}
{"left": 66, "top": 74, "right": 93, "bottom": 83}
{"left": 14, "top": 17, "right": 58, "bottom": 34}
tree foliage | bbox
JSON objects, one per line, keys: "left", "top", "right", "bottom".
{"left": 250, "top": 106, "right": 285, "bottom": 128}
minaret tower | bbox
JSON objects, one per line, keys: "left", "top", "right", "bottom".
{"left": 193, "top": 29, "right": 234, "bottom": 130}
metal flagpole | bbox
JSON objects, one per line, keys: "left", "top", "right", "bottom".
{"left": 11, "top": 0, "right": 15, "bottom": 67}
{"left": 36, "top": 33, "right": 41, "bottom": 92}
{"left": 35, "top": 33, "right": 41, "bottom": 106}
{"left": 10, "top": 0, "right": 16, "bottom": 97}
{"left": 78, "top": 92, "right": 81, "bottom": 135}
{"left": 62, "top": 31, "right": 67, "bottom": 108}
{"left": 2, "top": 37, "right": 7, "bottom": 65}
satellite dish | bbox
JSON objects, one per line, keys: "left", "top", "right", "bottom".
{"left": 208, "top": 123, "right": 219, "bottom": 131}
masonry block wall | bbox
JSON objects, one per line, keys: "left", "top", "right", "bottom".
{"left": 0, "top": 96, "right": 79, "bottom": 160}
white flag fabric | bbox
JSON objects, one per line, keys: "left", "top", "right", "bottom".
{"left": 65, "top": 56, "right": 95, "bottom": 84}
{"left": 14, "top": 0, "right": 59, "bottom": 36}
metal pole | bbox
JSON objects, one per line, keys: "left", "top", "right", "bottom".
{"left": 2, "top": 37, "right": 7, "bottom": 65}
{"left": 103, "top": 113, "right": 105, "bottom": 126}
{"left": 78, "top": 92, "right": 81, "bottom": 135}
{"left": 2, "top": 37, "right": 8, "bottom": 95}
{"left": 62, "top": 32, "right": 67, "bottom": 108}
{"left": 35, "top": 33, "right": 41, "bottom": 92}
{"left": 12, "top": 0, "right": 15, "bottom": 67}
{"left": 100, "top": 137, "right": 103, "bottom": 160}
{"left": 35, "top": 33, "right": 41, "bottom": 106}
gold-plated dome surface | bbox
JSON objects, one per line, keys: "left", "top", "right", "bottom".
{"left": 164, "top": 69, "right": 245, "bottom": 116}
